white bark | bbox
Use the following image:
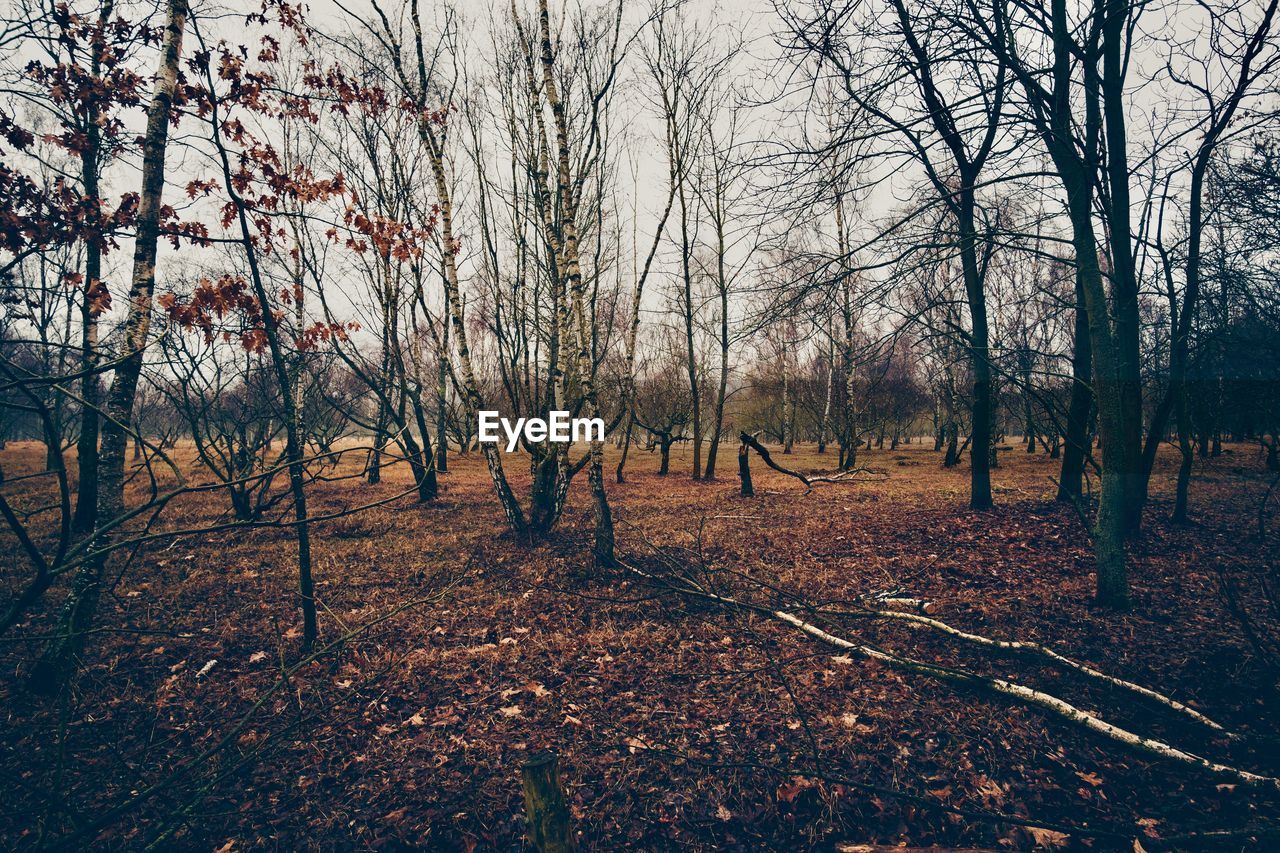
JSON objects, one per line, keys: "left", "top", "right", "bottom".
{"left": 858, "top": 605, "right": 1232, "bottom": 736}
{"left": 625, "top": 561, "right": 1274, "bottom": 790}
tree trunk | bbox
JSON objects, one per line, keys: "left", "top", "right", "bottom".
{"left": 957, "top": 198, "right": 993, "bottom": 510}
{"left": 1172, "top": 386, "right": 1194, "bottom": 523}
{"left": 71, "top": 4, "right": 112, "bottom": 537}
{"left": 1100, "top": 0, "right": 1146, "bottom": 537}
{"left": 408, "top": 395, "right": 438, "bottom": 501}
{"left": 420, "top": 109, "right": 525, "bottom": 536}
{"left": 704, "top": 268, "right": 730, "bottom": 479}
{"left": 782, "top": 365, "right": 794, "bottom": 454}
{"left": 29, "top": 0, "right": 188, "bottom": 694}
{"left": 368, "top": 398, "right": 386, "bottom": 484}
{"left": 944, "top": 422, "right": 960, "bottom": 468}
{"left": 679, "top": 185, "right": 701, "bottom": 480}
{"left": 738, "top": 440, "right": 754, "bottom": 497}
{"left": 436, "top": 318, "right": 449, "bottom": 474}
{"left": 535, "top": 0, "right": 613, "bottom": 566}
{"left": 529, "top": 453, "right": 561, "bottom": 536}
{"left": 818, "top": 340, "right": 834, "bottom": 454}
{"left": 1057, "top": 268, "right": 1092, "bottom": 502}
{"left": 616, "top": 410, "right": 633, "bottom": 484}
{"left": 835, "top": 188, "right": 858, "bottom": 472}
{"left": 521, "top": 752, "right": 576, "bottom": 853}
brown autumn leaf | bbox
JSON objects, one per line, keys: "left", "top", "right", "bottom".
{"left": 1075, "top": 770, "right": 1103, "bottom": 787}
{"left": 776, "top": 776, "right": 815, "bottom": 804}
{"left": 1027, "top": 826, "right": 1070, "bottom": 848}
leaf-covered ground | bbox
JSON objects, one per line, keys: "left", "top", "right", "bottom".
{"left": 2, "top": 439, "right": 1279, "bottom": 850}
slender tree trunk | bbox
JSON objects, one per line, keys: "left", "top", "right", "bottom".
{"left": 45, "top": 425, "right": 62, "bottom": 472}
{"left": 368, "top": 399, "right": 386, "bottom": 484}
{"left": 71, "top": 3, "right": 114, "bottom": 536}
{"left": 678, "top": 181, "right": 701, "bottom": 480}
{"left": 835, "top": 189, "right": 858, "bottom": 471}
{"left": 704, "top": 248, "right": 730, "bottom": 479}
{"left": 1172, "top": 386, "right": 1194, "bottom": 523}
{"left": 223, "top": 173, "right": 317, "bottom": 651}
{"left": 616, "top": 409, "right": 634, "bottom": 484}
{"left": 418, "top": 90, "right": 525, "bottom": 535}
{"left": 29, "top": 0, "right": 188, "bottom": 693}
{"left": 1101, "top": 0, "right": 1146, "bottom": 537}
{"left": 782, "top": 360, "right": 794, "bottom": 454}
{"left": 958, "top": 198, "right": 993, "bottom": 510}
{"left": 1072, "top": 201, "right": 1130, "bottom": 607}
{"left": 436, "top": 317, "right": 449, "bottom": 474}
{"left": 818, "top": 333, "right": 834, "bottom": 454}
{"left": 1021, "top": 351, "right": 1036, "bottom": 453}
{"left": 536, "top": 0, "right": 613, "bottom": 565}
{"left": 194, "top": 42, "right": 321, "bottom": 650}
{"left": 407, "top": 392, "right": 438, "bottom": 501}
{"left": 1019, "top": 0, "right": 1134, "bottom": 606}
{"left": 1058, "top": 268, "right": 1092, "bottom": 502}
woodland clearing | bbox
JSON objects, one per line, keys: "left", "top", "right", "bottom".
{"left": 3, "top": 439, "right": 1278, "bottom": 850}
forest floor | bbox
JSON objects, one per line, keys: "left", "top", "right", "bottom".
{"left": 2, "top": 438, "right": 1280, "bottom": 851}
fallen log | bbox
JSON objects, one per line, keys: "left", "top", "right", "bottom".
{"left": 739, "top": 432, "right": 886, "bottom": 490}
{"left": 850, "top": 604, "right": 1233, "bottom": 737}
{"left": 624, "top": 559, "right": 1277, "bottom": 790}
{"left": 768, "top": 608, "right": 1276, "bottom": 788}
{"left": 862, "top": 589, "right": 937, "bottom": 614}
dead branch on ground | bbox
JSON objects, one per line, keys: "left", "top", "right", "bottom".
{"left": 621, "top": 549, "right": 1277, "bottom": 790}
{"left": 739, "top": 432, "right": 888, "bottom": 491}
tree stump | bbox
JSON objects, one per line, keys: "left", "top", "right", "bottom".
{"left": 521, "top": 751, "right": 576, "bottom": 852}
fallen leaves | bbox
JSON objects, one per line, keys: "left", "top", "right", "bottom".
{"left": 1026, "top": 826, "right": 1071, "bottom": 848}
{"left": 775, "top": 775, "right": 816, "bottom": 804}
{"left": 1075, "top": 770, "right": 1103, "bottom": 787}
{"left": 625, "top": 736, "right": 649, "bottom": 754}
{"left": 973, "top": 774, "right": 1007, "bottom": 807}
{"left": 3, "top": 444, "right": 1274, "bottom": 850}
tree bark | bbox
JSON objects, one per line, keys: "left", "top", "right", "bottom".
{"left": 534, "top": 0, "right": 614, "bottom": 566}
{"left": 704, "top": 203, "right": 730, "bottom": 479}
{"left": 835, "top": 188, "right": 859, "bottom": 471}
{"left": 411, "top": 0, "right": 526, "bottom": 535}
{"left": 436, "top": 314, "right": 449, "bottom": 474}
{"left": 30, "top": 0, "right": 188, "bottom": 694}
{"left": 957, "top": 198, "right": 993, "bottom": 510}
{"left": 1057, "top": 267, "right": 1092, "bottom": 502}
{"left": 70, "top": 1, "right": 116, "bottom": 536}
{"left": 1100, "top": 0, "right": 1146, "bottom": 537}
{"left": 521, "top": 752, "right": 576, "bottom": 853}
{"left": 738, "top": 440, "right": 754, "bottom": 497}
